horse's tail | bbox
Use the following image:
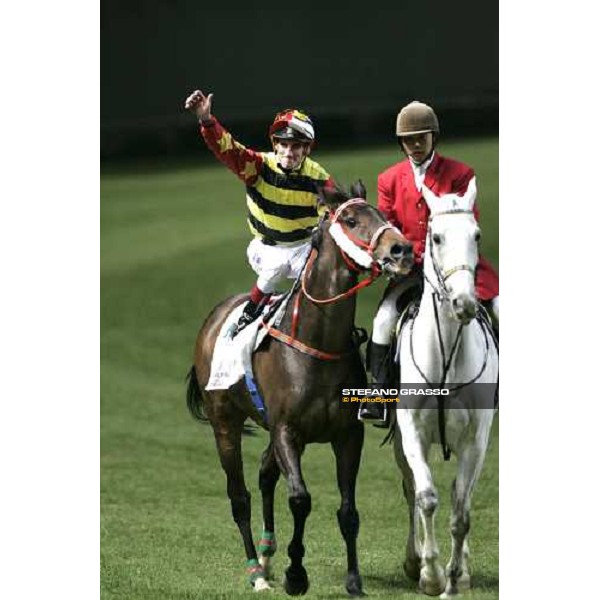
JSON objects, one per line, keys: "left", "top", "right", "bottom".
{"left": 186, "top": 366, "right": 208, "bottom": 422}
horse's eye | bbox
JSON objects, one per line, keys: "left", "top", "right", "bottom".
{"left": 345, "top": 218, "right": 357, "bottom": 228}
{"left": 475, "top": 231, "right": 481, "bottom": 243}
{"left": 432, "top": 233, "right": 442, "bottom": 245}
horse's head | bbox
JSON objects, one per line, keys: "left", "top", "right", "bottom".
{"left": 422, "top": 178, "right": 480, "bottom": 324}
{"left": 318, "top": 181, "right": 413, "bottom": 278}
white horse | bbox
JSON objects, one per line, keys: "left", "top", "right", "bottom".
{"left": 393, "top": 177, "right": 498, "bottom": 598}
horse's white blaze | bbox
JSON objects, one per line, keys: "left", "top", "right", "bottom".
{"left": 394, "top": 177, "right": 498, "bottom": 596}
{"left": 329, "top": 222, "right": 374, "bottom": 269}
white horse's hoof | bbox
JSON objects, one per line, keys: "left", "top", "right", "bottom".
{"left": 253, "top": 577, "right": 272, "bottom": 592}
{"left": 440, "top": 571, "right": 470, "bottom": 598}
{"left": 419, "top": 565, "right": 446, "bottom": 596}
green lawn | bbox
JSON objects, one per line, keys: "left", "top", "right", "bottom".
{"left": 101, "top": 139, "right": 498, "bottom": 599}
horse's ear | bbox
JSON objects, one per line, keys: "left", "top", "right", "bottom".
{"left": 464, "top": 177, "right": 477, "bottom": 210}
{"left": 317, "top": 182, "right": 349, "bottom": 210}
{"left": 350, "top": 179, "right": 367, "bottom": 200}
{"left": 422, "top": 184, "right": 441, "bottom": 212}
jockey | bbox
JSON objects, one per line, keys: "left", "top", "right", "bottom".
{"left": 360, "top": 100, "right": 500, "bottom": 421}
{"left": 185, "top": 89, "right": 335, "bottom": 337}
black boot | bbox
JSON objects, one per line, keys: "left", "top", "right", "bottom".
{"left": 229, "top": 300, "right": 262, "bottom": 339}
{"left": 481, "top": 300, "right": 499, "bottom": 343}
{"left": 359, "top": 341, "right": 391, "bottom": 423}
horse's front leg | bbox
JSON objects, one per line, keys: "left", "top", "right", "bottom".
{"left": 442, "top": 420, "right": 493, "bottom": 598}
{"left": 274, "top": 424, "right": 311, "bottom": 596}
{"left": 332, "top": 424, "right": 365, "bottom": 597}
{"left": 393, "top": 425, "right": 422, "bottom": 582}
{"left": 397, "top": 410, "right": 445, "bottom": 596}
{"left": 258, "top": 441, "right": 280, "bottom": 579}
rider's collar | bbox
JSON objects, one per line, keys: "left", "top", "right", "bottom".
{"left": 409, "top": 150, "right": 435, "bottom": 169}
{"left": 278, "top": 163, "right": 302, "bottom": 174}
{"left": 409, "top": 151, "right": 435, "bottom": 189}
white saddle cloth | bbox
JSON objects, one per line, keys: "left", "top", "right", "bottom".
{"left": 205, "top": 296, "right": 289, "bottom": 390}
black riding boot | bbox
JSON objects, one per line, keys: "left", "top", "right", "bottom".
{"left": 359, "top": 341, "right": 391, "bottom": 423}
{"left": 229, "top": 300, "right": 262, "bottom": 338}
{"left": 481, "top": 300, "right": 499, "bottom": 343}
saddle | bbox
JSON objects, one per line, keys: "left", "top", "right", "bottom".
{"left": 205, "top": 293, "right": 291, "bottom": 391}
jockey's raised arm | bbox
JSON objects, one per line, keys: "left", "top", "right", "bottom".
{"left": 185, "top": 88, "right": 335, "bottom": 337}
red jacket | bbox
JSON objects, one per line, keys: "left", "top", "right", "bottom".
{"left": 378, "top": 153, "right": 499, "bottom": 300}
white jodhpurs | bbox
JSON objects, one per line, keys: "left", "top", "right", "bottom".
{"left": 372, "top": 277, "right": 421, "bottom": 345}
{"left": 246, "top": 238, "right": 312, "bottom": 294}
{"left": 491, "top": 296, "right": 499, "bottom": 323}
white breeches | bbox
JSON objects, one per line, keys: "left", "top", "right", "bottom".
{"left": 372, "top": 279, "right": 419, "bottom": 345}
{"left": 491, "top": 296, "right": 499, "bottom": 322}
{"left": 372, "top": 279, "right": 499, "bottom": 345}
{"left": 246, "top": 238, "right": 312, "bottom": 294}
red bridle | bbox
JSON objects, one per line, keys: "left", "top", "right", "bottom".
{"left": 265, "top": 198, "right": 398, "bottom": 360}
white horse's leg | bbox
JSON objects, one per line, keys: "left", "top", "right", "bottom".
{"left": 393, "top": 431, "right": 421, "bottom": 581}
{"left": 459, "top": 537, "right": 471, "bottom": 589}
{"left": 442, "top": 424, "right": 492, "bottom": 598}
{"left": 397, "top": 412, "right": 445, "bottom": 596}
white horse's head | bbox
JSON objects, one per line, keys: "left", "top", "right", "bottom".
{"left": 421, "top": 178, "right": 480, "bottom": 324}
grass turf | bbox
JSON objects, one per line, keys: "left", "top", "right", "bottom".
{"left": 101, "top": 139, "right": 498, "bottom": 599}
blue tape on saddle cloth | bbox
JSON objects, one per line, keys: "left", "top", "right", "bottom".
{"left": 244, "top": 373, "right": 268, "bottom": 424}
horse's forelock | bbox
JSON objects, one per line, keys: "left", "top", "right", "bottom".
{"left": 349, "top": 180, "right": 367, "bottom": 200}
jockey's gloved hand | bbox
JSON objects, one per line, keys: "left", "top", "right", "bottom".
{"left": 185, "top": 89, "right": 214, "bottom": 124}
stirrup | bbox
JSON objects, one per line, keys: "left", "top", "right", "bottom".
{"left": 358, "top": 400, "right": 387, "bottom": 424}
{"left": 227, "top": 314, "right": 254, "bottom": 339}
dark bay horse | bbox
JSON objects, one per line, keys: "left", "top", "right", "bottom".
{"left": 186, "top": 182, "right": 413, "bottom": 596}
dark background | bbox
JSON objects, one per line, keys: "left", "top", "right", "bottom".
{"left": 101, "top": 2, "right": 498, "bottom": 160}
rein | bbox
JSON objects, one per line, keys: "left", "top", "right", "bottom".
{"left": 300, "top": 247, "right": 380, "bottom": 305}
{"left": 408, "top": 296, "right": 491, "bottom": 460}
{"left": 266, "top": 198, "right": 393, "bottom": 360}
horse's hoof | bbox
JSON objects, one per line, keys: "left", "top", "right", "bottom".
{"left": 283, "top": 566, "right": 309, "bottom": 596}
{"left": 345, "top": 572, "right": 364, "bottom": 597}
{"left": 403, "top": 557, "right": 421, "bottom": 581}
{"left": 441, "top": 571, "right": 470, "bottom": 597}
{"left": 253, "top": 577, "right": 273, "bottom": 592}
{"left": 419, "top": 565, "right": 446, "bottom": 596}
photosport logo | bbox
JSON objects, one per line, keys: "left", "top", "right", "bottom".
{"left": 340, "top": 387, "right": 450, "bottom": 404}
{"left": 337, "top": 384, "right": 498, "bottom": 409}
